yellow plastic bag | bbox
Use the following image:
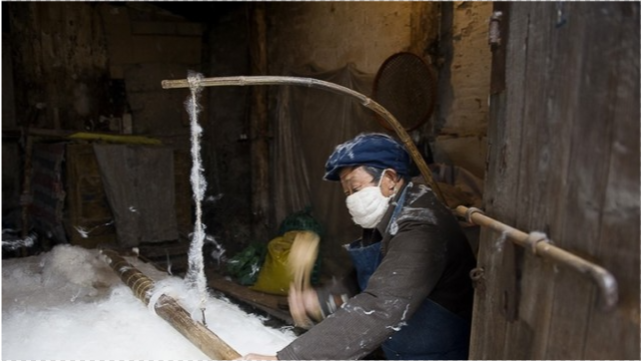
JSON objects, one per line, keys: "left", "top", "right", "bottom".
{"left": 250, "top": 231, "right": 300, "bottom": 295}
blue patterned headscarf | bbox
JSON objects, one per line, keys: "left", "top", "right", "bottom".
{"left": 323, "top": 133, "right": 411, "bottom": 181}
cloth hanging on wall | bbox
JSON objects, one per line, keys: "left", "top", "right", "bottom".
{"left": 272, "top": 63, "right": 385, "bottom": 276}
{"left": 30, "top": 142, "right": 67, "bottom": 243}
{"left": 93, "top": 144, "right": 178, "bottom": 247}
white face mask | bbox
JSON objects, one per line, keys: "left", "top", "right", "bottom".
{"left": 345, "top": 171, "right": 393, "bottom": 228}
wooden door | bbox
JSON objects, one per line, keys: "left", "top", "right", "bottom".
{"left": 472, "top": 3, "right": 639, "bottom": 359}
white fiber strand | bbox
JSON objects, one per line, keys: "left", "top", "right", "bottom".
{"left": 184, "top": 71, "right": 209, "bottom": 320}
{"left": 2, "top": 231, "right": 37, "bottom": 250}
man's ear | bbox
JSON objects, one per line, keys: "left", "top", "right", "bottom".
{"left": 383, "top": 169, "right": 400, "bottom": 192}
{"left": 384, "top": 168, "right": 399, "bottom": 182}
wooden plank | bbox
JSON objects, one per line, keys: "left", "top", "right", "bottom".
{"left": 544, "top": 3, "right": 624, "bottom": 359}
{"left": 131, "top": 21, "right": 203, "bottom": 36}
{"left": 489, "top": 2, "right": 508, "bottom": 94}
{"left": 477, "top": 3, "right": 639, "bottom": 359}
{"left": 249, "top": 3, "right": 270, "bottom": 243}
{"left": 2, "top": 33, "right": 17, "bottom": 129}
{"left": 504, "top": 3, "right": 574, "bottom": 359}
{"left": 2, "top": 142, "right": 20, "bottom": 223}
{"left": 136, "top": 239, "right": 191, "bottom": 276}
{"left": 130, "top": 35, "right": 201, "bottom": 64}
{"left": 174, "top": 150, "right": 193, "bottom": 237}
{"left": 582, "top": 3, "right": 640, "bottom": 359}
{"left": 469, "top": 2, "right": 520, "bottom": 358}
{"left": 532, "top": 3, "right": 588, "bottom": 358}
{"left": 138, "top": 241, "right": 190, "bottom": 258}
{"left": 206, "top": 271, "right": 294, "bottom": 325}
{"left": 65, "top": 144, "right": 118, "bottom": 248}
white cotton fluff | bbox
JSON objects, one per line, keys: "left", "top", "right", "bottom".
{"left": 2, "top": 244, "right": 296, "bottom": 360}
{"left": 2, "top": 229, "right": 37, "bottom": 249}
{"left": 40, "top": 244, "right": 121, "bottom": 300}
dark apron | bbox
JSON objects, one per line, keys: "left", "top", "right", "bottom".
{"left": 346, "top": 187, "right": 470, "bottom": 360}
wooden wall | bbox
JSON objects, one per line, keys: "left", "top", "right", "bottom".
{"left": 199, "top": 5, "right": 253, "bottom": 256}
{"left": 473, "top": 3, "right": 639, "bottom": 359}
{"left": 8, "top": 2, "right": 110, "bottom": 130}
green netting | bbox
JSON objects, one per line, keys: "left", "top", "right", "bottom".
{"left": 225, "top": 242, "right": 267, "bottom": 286}
{"left": 277, "top": 206, "right": 325, "bottom": 238}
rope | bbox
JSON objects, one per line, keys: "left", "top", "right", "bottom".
{"left": 525, "top": 231, "right": 551, "bottom": 256}
{"left": 465, "top": 206, "right": 485, "bottom": 224}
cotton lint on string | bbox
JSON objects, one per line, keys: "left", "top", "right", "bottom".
{"left": 184, "top": 71, "right": 209, "bottom": 326}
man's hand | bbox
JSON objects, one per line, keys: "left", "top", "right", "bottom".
{"left": 235, "top": 353, "right": 277, "bottom": 360}
{"left": 288, "top": 282, "right": 322, "bottom": 329}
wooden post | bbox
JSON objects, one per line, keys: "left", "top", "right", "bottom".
{"left": 100, "top": 249, "right": 241, "bottom": 360}
{"left": 249, "top": 3, "right": 270, "bottom": 243}
{"left": 19, "top": 132, "right": 34, "bottom": 257}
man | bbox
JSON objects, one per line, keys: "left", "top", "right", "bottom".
{"left": 241, "top": 133, "right": 476, "bottom": 360}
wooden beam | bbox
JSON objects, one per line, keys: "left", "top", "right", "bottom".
{"left": 207, "top": 271, "right": 293, "bottom": 325}
{"left": 101, "top": 249, "right": 241, "bottom": 360}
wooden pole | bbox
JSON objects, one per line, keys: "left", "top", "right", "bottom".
{"left": 100, "top": 249, "right": 241, "bottom": 360}
{"left": 161, "top": 76, "right": 447, "bottom": 204}
{"left": 454, "top": 206, "right": 618, "bottom": 311}
{"left": 19, "top": 132, "right": 34, "bottom": 257}
{"left": 249, "top": 3, "right": 270, "bottom": 243}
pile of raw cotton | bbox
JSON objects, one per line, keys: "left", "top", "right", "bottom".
{"left": 2, "top": 244, "right": 296, "bottom": 360}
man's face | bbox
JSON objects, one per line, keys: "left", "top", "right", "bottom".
{"left": 339, "top": 166, "right": 375, "bottom": 197}
{"left": 339, "top": 166, "right": 400, "bottom": 198}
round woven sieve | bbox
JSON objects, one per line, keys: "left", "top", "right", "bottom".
{"left": 372, "top": 52, "right": 437, "bottom": 132}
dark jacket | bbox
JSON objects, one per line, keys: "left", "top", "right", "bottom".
{"left": 278, "top": 182, "right": 476, "bottom": 360}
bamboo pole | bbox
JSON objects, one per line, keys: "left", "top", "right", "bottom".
{"left": 455, "top": 206, "right": 618, "bottom": 311}
{"left": 161, "top": 76, "right": 447, "bottom": 204}
{"left": 100, "top": 249, "right": 241, "bottom": 360}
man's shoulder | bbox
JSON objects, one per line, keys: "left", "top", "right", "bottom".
{"left": 388, "top": 182, "right": 439, "bottom": 228}
{"left": 403, "top": 181, "right": 438, "bottom": 207}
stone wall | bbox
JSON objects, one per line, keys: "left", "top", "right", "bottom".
{"left": 267, "top": 2, "right": 415, "bottom": 75}
{"left": 436, "top": 2, "right": 492, "bottom": 178}
{"left": 267, "top": 2, "right": 492, "bottom": 180}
